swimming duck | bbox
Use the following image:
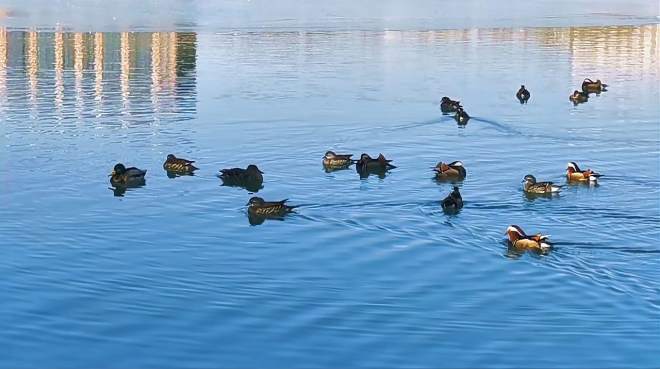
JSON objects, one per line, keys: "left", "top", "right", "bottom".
{"left": 163, "top": 154, "right": 198, "bottom": 174}
{"left": 109, "top": 163, "right": 146, "bottom": 187}
{"left": 566, "top": 162, "right": 601, "bottom": 182}
{"left": 454, "top": 107, "right": 470, "bottom": 124}
{"left": 505, "top": 225, "right": 551, "bottom": 251}
{"left": 356, "top": 153, "right": 396, "bottom": 172}
{"left": 219, "top": 164, "right": 264, "bottom": 191}
{"left": 246, "top": 197, "right": 297, "bottom": 216}
{"left": 440, "top": 96, "right": 462, "bottom": 113}
{"left": 569, "top": 90, "right": 588, "bottom": 104}
{"left": 581, "top": 78, "right": 607, "bottom": 93}
{"left": 323, "top": 151, "right": 354, "bottom": 169}
{"left": 434, "top": 161, "right": 467, "bottom": 181}
{"left": 522, "top": 174, "right": 561, "bottom": 194}
{"left": 516, "top": 85, "right": 530, "bottom": 103}
{"left": 441, "top": 186, "right": 463, "bottom": 212}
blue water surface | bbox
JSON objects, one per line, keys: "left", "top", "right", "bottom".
{"left": 0, "top": 4, "right": 659, "bottom": 368}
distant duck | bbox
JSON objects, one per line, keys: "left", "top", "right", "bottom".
{"left": 522, "top": 174, "right": 561, "bottom": 194}
{"left": 109, "top": 163, "right": 146, "bottom": 187}
{"left": 323, "top": 151, "right": 354, "bottom": 169}
{"left": 219, "top": 164, "right": 264, "bottom": 191}
{"left": 246, "top": 197, "right": 297, "bottom": 216}
{"left": 505, "top": 225, "right": 551, "bottom": 251}
{"left": 356, "top": 153, "right": 396, "bottom": 172}
{"left": 569, "top": 90, "right": 588, "bottom": 104}
{"left": 441, "top": 186, "right": 463, "bottom": 212}
{"left": 454, "top": 107, "right": 470, "bottom": 124}
{"left": 566, "top": 162, "right": 601, "bottom": 182}
{"left": 163, "top": 154, "right": 198, "bottom": 174}
{"left": 516, "top": 85, "right": 530, "bottom": 103}
{"left": 440, "top": 96, "right": 462, "bottom": 113}
{"left": 434, "top": 161, "right": 467, "bottom": 181}
{"left": 581, "top": 78, "right": 607, "bottom": 93}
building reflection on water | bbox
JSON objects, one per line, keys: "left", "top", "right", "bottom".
{"left": 0, "top": 30, "right": 197, "bottom": 122}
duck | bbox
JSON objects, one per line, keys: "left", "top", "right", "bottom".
{"left": 109, "top": 163, "right": 146, "bottom": 187}
{"left": 522, "top": 174, "right": 561, "bottom": 194}
{"left": 566, "top": 162, "right": 601, "bottom": 182}
{"left": 441, "top": 186, "right": 463, "bottom": 212}
{"left": 163, "top": 154, "right": 198, "bottom": 174}
{"left": 219, "top": 164, "right": 264, "bottom": 191}
{"left": 569, "top": 90, "right": 589, "bottom": 104}
{"left": 581, "top": 78, "right": 607, "bottom": 93}
{"left": 246, "top": 197, "right": 297, "bottom": 217}
{"left": 516, "top": 85, "right": 530, "bottom": 103}
{"left": 505, "top": 225, "right": 551, "bottom": 251}
{"left": 454, "top": 107, "right": 470, "bottom": 124}
{"left": 356, "top": 153, "right": 396, "bottom": 172}
{"left": 440, "top": 96, "right": 462, "bottom": 113}
{"left": 323, "top": 151, "right": 354, "bottom": 169}
{"left": 434, "top": 161, "right": 466, "bottom": 181}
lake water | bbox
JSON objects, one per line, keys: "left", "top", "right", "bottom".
{"left": 1, "top": 4, "right": 659, "bottom": 368}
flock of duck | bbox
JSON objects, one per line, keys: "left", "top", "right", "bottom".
{"left": 109, "top": 78, "right": 608, "bottom": 251}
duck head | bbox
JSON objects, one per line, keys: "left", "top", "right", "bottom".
{"left": 566, "top": 161, "right": 581, "bottom": 174}
{"left": 434, "top": 162, "right": 449, "bottom": 172}
{"left": 520, "top": 85, "right": 526, "bottom": 90}
{"left": 324, "top": 151, "right": 336, "bottom": 159}
{"left": 166, "top": 154, "right": 176, "bottom": 161}
{"left": 441, "top": 96, "right": 451, "bottom": 103}
{"left": 505, "top": 225, "right": 526, "bottom": 242}
{"left": 359, "top": 153, "right": 372, "bottom": 162}
{"left": 246, "top": 196, "right": 265, "bottom": 206}
{"left": 451, "top": 186, "right": 461, "bottom": 197}
{"left": 246, "top": 164, "right": 264, "bottom": 175}
{"left": 522, "top": 174, "right": 537, "bottom": 185}
{"left": 112, "top": 163, "right": 127, "bottom": 176}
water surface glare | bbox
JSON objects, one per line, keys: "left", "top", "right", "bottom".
{"left": 1, "top": 25, "right": 659, "bottom": 367}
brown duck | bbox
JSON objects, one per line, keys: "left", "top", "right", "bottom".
{"left": 566, "top": 162, "right": 601, "bottom": 182}
{"left": 581, "top": 78, "right": 607, "bottom": 93}
{"left": 506, "top": 225, "right": 551, "bottom": 251}
{"left": 246, "top": 197, "right": 297, "bottom": 217}
{"left": 522, "top": 175, "right": 561, "bottom": 194}
{"left": 163, "top": 154, "right": 198, "bottom": 174}
{"left": 516, "top": 85, "right": 530, "bottom": 103}
{"left": 356, "top": 153, "right": 396, "bottom": 172}
{"left": 569, "top": 90, "right": 588, "bottom": 104}
{"left": 440, "top": 96, "right": 462, "bottom": 113}
{"left": 109, "top": 163, "right": 146, "bottom": 187}
{"left": 323, "top": 151, "right": 354, "bottom": 169}
{"left": 434, "top": 161, "right": 466, "bottom": 181}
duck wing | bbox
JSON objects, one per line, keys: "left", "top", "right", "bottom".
{"left": 220, "top": 168, "right": 246, "bottom": 178}
{"left": 125, "top": 167, "right": 146, "bottom": 178}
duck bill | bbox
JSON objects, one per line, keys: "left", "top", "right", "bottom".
{"left": 108, "top": 171, "right": 115, "bottom": 177}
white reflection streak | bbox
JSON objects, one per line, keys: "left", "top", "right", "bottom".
{"left": 151, "top": 32, "right": 161, "bottom": 120}
{"left": 120, "top": 32, "right": 131, "bottom": 117}
{"left": 168, "top": 32, "right": 177, "bottom": 94}
{"left": 94, "top": 32, "right": 103, "bottom": 117}
{"left": 73, "top": 33, "right": 84, "bottom": 118}
{"left": 26, "top": 31, "right": 38, "bottom": 111}
{"left": 0, "top": 28, "right": 7, "bottom": 112}
{"left": 54, "top": 31, "right": 64, "bottom": 116}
